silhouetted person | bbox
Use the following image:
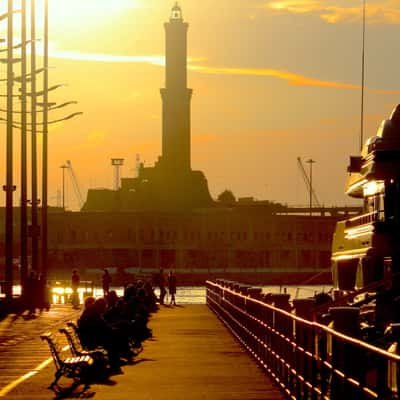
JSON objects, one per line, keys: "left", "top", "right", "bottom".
{"left": 157, "top": 269, "right": 166, "bottom": 305}
{"left": 78, "top": 297, "right": 122, "bottom": 374}
{"left": 71, "top": 269, "right": 80, "bottom": 309}
{"left": 168, "top": 270, "right": 177, "bottom": 306}
{"left": 37, "top": 274, "right": 50, "bottom": 312}
{"left": 102, "top": 269, "right": 112, "bottom": 297}
{"left": 26, "top": 270, "right": 38, "bottom": 317}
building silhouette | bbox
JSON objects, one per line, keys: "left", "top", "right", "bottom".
{"left": 83, "top": 4, "right": 212, "bottom": 212}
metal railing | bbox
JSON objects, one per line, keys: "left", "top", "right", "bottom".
{"left": 206, "top": 280, "right": 400, "bottom": 400}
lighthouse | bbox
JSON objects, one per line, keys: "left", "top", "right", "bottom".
{"left": 83, "top": 3, "right": 213, "bottom": 211}
{"left": 160, "top": 3, "right": 192, "bottom": 171}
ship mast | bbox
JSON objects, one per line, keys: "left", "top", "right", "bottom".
{"left": 360, "top": 0, "right": 366, "bottom": 150}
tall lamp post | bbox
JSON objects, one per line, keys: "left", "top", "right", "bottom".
{"left": 30, "top": 0, "right": 39, "bottom": 274}
{"left": 20, "top": 0, "right": 28, "bottom": 292}
{"left": 2, "top": 0, "right": 81, "bottom": 294}
{"left": 41, "top": 0, "right": 49, "bottom": 281}
{"left": 306, "top": 159, "right": 316, "bottom": 216}
{"left": 4, "top": 0, "right": 15, "bottom": 300}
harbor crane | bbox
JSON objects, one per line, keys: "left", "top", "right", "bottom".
{"left": 65, "top": 160, "right": 84, "bottom": 209}
{"left": 297, "top": 157, "right": 321, "bottom": 208}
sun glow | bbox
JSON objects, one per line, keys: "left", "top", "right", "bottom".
{"left": 0, "top": 0, "right": 144, "bottom": 37}
{"left": 48, "top": 0, "right": 143, "bottom": 22}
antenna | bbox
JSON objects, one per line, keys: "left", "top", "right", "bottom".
{"left": 360, "top": 0, "right": 366, "bottom": 150}
{"left": 135, "top": 154, "right": 141, "bottom": 177}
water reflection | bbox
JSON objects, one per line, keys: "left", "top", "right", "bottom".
{"left": 4, "top": 284, "right": 331, "bottom": 305}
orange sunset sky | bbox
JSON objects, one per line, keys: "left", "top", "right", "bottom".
{"left": 1, "top": 0, "right": 400, "bottom": 209}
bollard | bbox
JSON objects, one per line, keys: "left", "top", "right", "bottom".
{"left": 270, "top": 293, "right": 291, "bottom": 311}
{"left": 239, "top": 285, "right": 250, "bottom": 296}
{"left": 262, "top": 293, "right": 273, "bottom": 304}
{"left": 293, "top": 298, "right": 315, "bottom": 320}
{"left": 248, "top": 287, "right": 262, "bottom": 300}
{"left": 329, "top": 307, "right": 359, "bottom": 336}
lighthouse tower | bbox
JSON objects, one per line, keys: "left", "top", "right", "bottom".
{"left": 82, "top": 3, "right": 213, "bottom": 211}
{"left": 160, "top": 3, "right": 192, "bottom": 171}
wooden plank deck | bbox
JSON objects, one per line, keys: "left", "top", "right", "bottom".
{"left": 5, "top": 304, "right": 285, "bottom": 399}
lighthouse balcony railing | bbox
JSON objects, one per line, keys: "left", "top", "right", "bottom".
{"left": 206, "top": 279, "right": 400, "bottom": 400}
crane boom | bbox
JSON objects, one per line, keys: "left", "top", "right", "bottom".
{"left": 297, "top": 157, "right": 321, "bottom": 207}
{"left": 65, "top": 160, "right": 84, "bottom": 209}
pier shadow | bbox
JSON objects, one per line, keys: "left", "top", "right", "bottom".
{"left": 163, "top": 304, "right": 184, "bottom": 308}
{"left": 130, "top": 357, "right": 156, "bottom": 365}
{"left": 52, "top": 383, "right": 95, "bottom": 400}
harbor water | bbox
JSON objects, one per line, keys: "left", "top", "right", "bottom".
{"left": 140, "top": 284, "right": 330, "bottom": 305}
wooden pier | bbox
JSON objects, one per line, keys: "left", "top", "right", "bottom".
{"left": 1, "top": 304, "right": 284, "bottom": 399}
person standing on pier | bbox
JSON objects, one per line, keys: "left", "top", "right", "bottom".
{"left": 71, "top": 269, "right": 80, "bottom": 309}
{"left": 157, "top": 269, "right": 167, "bottom": 305}
{"left": 102, "top": 269, "right": 112, "bottom": 297}
{"left": 26, "top": 270, "right": 38, "bottom": 317}
{"left": 168, "top": 270, "right": 177, "bottom": 306}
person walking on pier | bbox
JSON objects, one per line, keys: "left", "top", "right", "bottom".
{"left": 168, "top": 270, "right": 177, "bottom": 306}
{"left": 157, "top": 269, "right": 167, "bottom": 305}
{"left": 102, "top": 269, "right": 112, "bottom": 297}
{"left": 71, "top": 269, "right": 80, "bottom": 309}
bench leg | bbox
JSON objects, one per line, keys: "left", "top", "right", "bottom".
{"left": 49, "top": 370, "right": 62, "bottom": 391}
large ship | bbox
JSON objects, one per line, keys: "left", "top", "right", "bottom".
{"left": 330, "top": 105, "right": 400, "bottom": 332}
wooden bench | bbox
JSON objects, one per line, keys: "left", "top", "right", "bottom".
{"left": 40, "top": 332, "right": 94, "bottom": 393}
{"left": 59, "top": 324, "right": 109, "bottom": 367}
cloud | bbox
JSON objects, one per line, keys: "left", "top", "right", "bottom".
{"left": 189, "top": 64, "right": 360, "bottom": 90}
{"left": 40, "top": 46, "right": 400, "bottom": 94}
{"left": 44, "top": 47, "right": 165, "bottom": 66}
{"left": 265, "top": 1, "right": 400, "bottom": 25}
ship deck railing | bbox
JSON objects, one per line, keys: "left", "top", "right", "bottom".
{"left": 345, "top": 210, "right": 383, "bottom": 228}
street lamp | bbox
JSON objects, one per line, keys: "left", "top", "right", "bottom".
{"left": 60, "top": 164, "right": 68, "bottom": 210}
{"left": 20, "top": 0, "right": 28, "bottom": 292}
{"left": 306, "top": 159, "right": 316, "bottom": 216}
{"left": 4, "top": 0, "right": 15, "bottom": 301}
{"left": 41, "top": 0, "right": 49, "bottom": 281}
{"left": 30, "top": 0, "right": 39, "bottom": 276}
